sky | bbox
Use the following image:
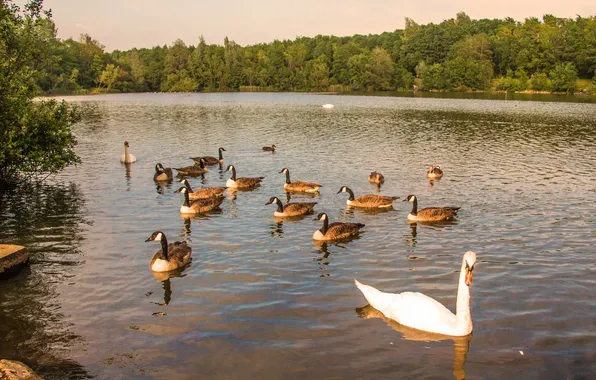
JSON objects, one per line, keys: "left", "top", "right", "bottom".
{"left": 27, "top": 0, "right": 596, "bottom": 51}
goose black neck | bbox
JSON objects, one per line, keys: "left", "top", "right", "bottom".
{"left": 160, "top": 236, "right": 169, "bottom": 260}
{"left": 346, "top": 188, "right": 355, "bottom": 201}
{"left": 230, "top": 167, "right": 237, "bottom": 180}
{"left": 155, "top": 165, "right": 161, "bottom": 174}
{"left": 182, "top": 190, "right": 190, "bottom": 207}
{"left": 184, "top": 181, "right": 194, "bottom": 193}
{"left": 319, "top": 218, "right": 329, "bottom": 235}
{"left": 198, "top": 160, "right": 205, "bottom": 169}
{"left": 410, "top": 198, "right": 418, "bottom": 215}
{"left": 218, "top": 149, "right": 224, "bottom": 160}
{"left": 276, "top": 201, "right": 284, "bottom": 213}
{"left": 284, "top": 171, "right": 291, "bottom": 184}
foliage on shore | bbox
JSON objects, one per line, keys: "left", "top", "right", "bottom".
{"left": 0, "top": 0, "right": 80, "bottom": 186}
{"left": 31, "top": 11, "right": 596, "bottom": 95}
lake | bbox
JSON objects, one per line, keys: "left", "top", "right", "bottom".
{"left": 1, "top": 92, "right": 595, "bottom": 379}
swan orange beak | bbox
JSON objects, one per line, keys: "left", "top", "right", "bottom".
{"left": 465, "top": 269, "right": 473, "bottom": 286}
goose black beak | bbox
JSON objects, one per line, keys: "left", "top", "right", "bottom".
{"left": 265, "top": 200, "right": 272, "bottom": 205}
{"left": 336, "top": 190, "right": 342, "bottom": 194}
{"left": 401, "top": 199, "right": 408, "bottom": 202}
{"left": 145, "top": 238, "right": 152, "bottom": 242}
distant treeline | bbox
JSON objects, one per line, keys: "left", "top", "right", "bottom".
{"left": 36, "top": 12, "right": 596, "bottom": 94}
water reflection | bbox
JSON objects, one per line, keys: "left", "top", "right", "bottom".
{"left": 356, "top": 304, "right": 471, "bottom": 380}
{"left": 151, "top": 269, "right": 188, "bottom": 306}
{"left": 270, "top": 221, "right": 284, "bottom": 238}
{"left": 0, "top": 182, "right": 90, "bottom": 378}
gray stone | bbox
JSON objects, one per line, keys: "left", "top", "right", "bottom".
{"left": 0, "top": 245, "right": 29, "bottom": 277}
{"left": 0, "top": 360, "right": 42, "bottom": 380}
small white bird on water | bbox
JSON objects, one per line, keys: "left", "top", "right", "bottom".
{"left": 354, "top": 251, "right": 478, "bottom": 337}
{"left": 322, "top": 104, "right": 335, "bottom": 109}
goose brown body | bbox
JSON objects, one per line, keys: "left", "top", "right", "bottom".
{"left": 313, "top": 213, "right": 365, "bottom": 241}
{"left": 280, "top": 168, "right": 322, "bottom": 193}
{"left": 190, "top": 147, "right": 226, "bottom": 165}
{"left": 179, "top": 179, "right": 226, "bottom": 200}
{"left": 265, "top": 196, "right": 316, "bottom": 217}
{"left": 262, "top": 144, "right": 276, "bottom": 152}
{"left": 404, "top": 195, "right": 460, "bottom": 222}
{"left": 146, "top": 231, "right": 192, "bottom": 272}
{"left": 154, "top": 163, "right": 173, "bottom": 181}
{"left": 368, "top": 171, "right": 385, "bottom": 184}
{"left": 226, "top": 165, "right": 264, "bottom": 189}
{"left": 175, "top": 159, "right": 208, "bottom": 176}
{"left": 338, "top": 186, "right": 398, "bottom": 208}
{"left": 427, "top": 165, "right": 444, "bottom": 179}
{"left": 176, "top": 187, "right": 224, "bottom": 214}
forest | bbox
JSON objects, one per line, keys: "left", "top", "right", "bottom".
{"left": 29, "top": 12, "right": 596, "bottom": 94}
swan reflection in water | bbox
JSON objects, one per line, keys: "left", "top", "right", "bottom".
{"left": 356, "top": 304, "right": 471, "bottom": 380}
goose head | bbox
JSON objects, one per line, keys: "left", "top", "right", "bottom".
{"left": 336, "top": 186, "right": 351, "bottom": 194}
{"left": 402, "top": 194, "right": 417, "bottom": 202}
{"left": 179, "top": 178, "right": 189, "bottom": 186}
{"left": 313, "top": 212, "right": 328, "bottom": 221}
{"left": 226, "top": 165, "right": 235, "bottom": 172}
{"left": 155, "top": 163, "right": 163, "bottom": 173}
{"left": 219, "top": 147, "right": 226, "bottom": 152}
{"left": 463, "top": 251, "right": 477, "bottom": 286}
{"left": 265, "top": 197, "right": 281, "bottom": 205}
{"left": 145, "top": 231, "right": 165, "bottom": 242}
{"left": 175, "top": 186, "right": 188, "bottom": 194}
{"left": 279, "top": 168, "right": 289, "bottom": 174}
{"left": 271, "top": 144, "right": 276, "bottom": 148}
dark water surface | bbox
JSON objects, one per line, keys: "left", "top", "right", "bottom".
{"left": 1, "top": 93, "right": 595, "bottom": 379}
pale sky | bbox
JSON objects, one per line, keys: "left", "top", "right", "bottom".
{"left": 31, "top": 0, "right": 596, "bottom": 51}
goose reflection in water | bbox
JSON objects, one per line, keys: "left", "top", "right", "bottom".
{"left": 407, "top": 223, "right": 417, "bottom": 246}
{"left": 356, "top": 304, "right": 471, "bottom": 380}
{"left": 151, "top": 268, "right": 188, "bottom": 306}
{"left": 270, "top": 221, "right": 284, "bottom": 238}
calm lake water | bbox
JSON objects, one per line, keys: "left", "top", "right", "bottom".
{"left": 1, "top": 93, "right": 595, "bottom": 379}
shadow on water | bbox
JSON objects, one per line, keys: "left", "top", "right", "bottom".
{"left": 356, "top": 304, "right": 471, "bottom": 380}
{"left": 0, "top": 182, "right": 92, "bottom": 379}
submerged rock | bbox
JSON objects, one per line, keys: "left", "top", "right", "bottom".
{"left": 0, "top": 360, "right": 42, "bottom": 379}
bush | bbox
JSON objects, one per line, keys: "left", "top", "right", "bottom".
{"left": 528, "top": 73, "right": 551, "bottom": 91}
{"left": 493, "top": 76, "right": 527, "bottom": 92}
{"left": 550, "top": 62, "right": 577, "bottom": 93}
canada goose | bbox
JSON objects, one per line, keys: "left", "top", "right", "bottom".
{"left": 280, "top": 168, "right": 322, "bottom": 193}
{"left": 154, "top": 163, "right": 173, "bottom": 181}
{"left": 312, "top": 212, "right": 365, "bottom": 241}
{"left": 403, "top": 194, "right": 460, "bottom": 222}
{"left": 175, "top": 187, "right": 224, "bottom": 214}
{"left": 120, "top": 141, "right": 137, "bottom": 163}
{"left": 427, "top": 165, "right": 443, "bottom": 179}
{"left": 175, "top": 158, "right": 208, "bottom": 176}
{"left": 354, "top": 251, "right": 477, "bottom": 336}
{"left": 145, "top": 231, "right": 192, "bottom": 272}
{"left": 265, "top": 196, "right": 316, "bottom": 217}
{"left": 190, "top": 147, "right": 226, "bottom": 166}
{"left": 337, "top": 186, "right": 399, "bottom": 208}
{"left": 179, "top": 179, "right": 226, "bottom": 200}
{"left": 262, "top": 144, "right": 276, "bottom": 152}
{"left": 225, "top": 165, "right": 264, "bottom": 189}
{"left": 368, "top": 171, "right": 385, "bottom": 184}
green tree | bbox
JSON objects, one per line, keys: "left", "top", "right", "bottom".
{"left": 549, "top": 62, "right": 577, "bottom": 92}
{"left": 0, "top": 0, "right": 80, "bottom": 185}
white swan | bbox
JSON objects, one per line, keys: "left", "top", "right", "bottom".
{"left": 120, "top": 141, "right": 136, "bottom": 163}
{"left": 322, "top": 104, "right": 335, "bottom": 109}
{"left": 354, "top": 251, "right": 477, "bottom": 336}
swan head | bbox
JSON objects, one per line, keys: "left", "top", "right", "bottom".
{"left": 314, "top": 212, "right": 328, "bottom": 221}
{"left": 145, "top": 231, "right": 165, "bottom": 242}
{"left": 463, "top": 251, "right": 477, "bottom": 286}
{"left": 403, "top": 194, "right": 417, "bottom": 202}
{"left": 265, "top": 197, "right": 280, "bottom": 205}
{"left": 337, "top": 186, "right": 351, "bottom": 194}
{"left": 124, "top": 141, "right": 130, "bottom": 147}
{"left": 279, "top": 168, "right": 289, "bottom": 174}
{"left": 175, "top": 186, "right": 188, "bottom": 194}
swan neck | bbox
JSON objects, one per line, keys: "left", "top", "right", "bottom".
{"left": 455, "top": 261, "right": 472, "bottom": 332}
{"left": 124, "top": 145, "right": 129, "bottom": 161}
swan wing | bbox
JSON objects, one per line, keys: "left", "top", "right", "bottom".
{"left": 355, "top": 280, "right": 457, "bottom": 334}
